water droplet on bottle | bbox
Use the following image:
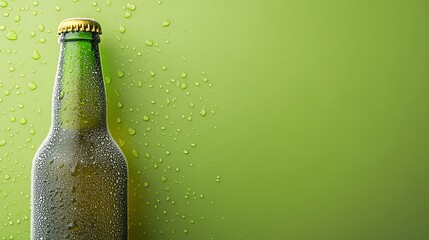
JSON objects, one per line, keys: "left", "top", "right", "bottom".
{"left": 128, "top": 127, "right": 136, "bottom": 135}
{"left": 124, "top": 11, "right": 131, "bottom": 18}
{"left": 33, "top": 1, "right": 39, "bottom": 6}
{"left": 5, "top": 174, "right": 10, "bottom": 180}
{"left": 14, "top": 15, "right": 20, "bottom": 22}
{"left": 119, "top": 24, "right": 126, "bottom": 33}
{"left": 161, "top": 176, "right": 168, "bottom": 182}
{"left": 55, "top": 6, "right": 61, "bottom": 11}
{"left": 181, "top": 72, "right": 187, "bottom": 78}
{"left": 28, "top": 81, "right": 37, "bottom": 90}
{"left": 145, "top": 40, "right": 153, "bottom": 46}
{"left": 162, "top": 20, "right": 171, "bottom": 27}
{"left": 32, "top": 49, "right": 41, "bottom": 60}
{"left": 117, "top": 70, "right": 124, "bottom": 78}
{"left": 126, "top": 2, "right": 136, "bottom": 11}
{"left": 183, "top": 149, "right": 189, "bottom": 154}
{"left": 67, "top": 221, "right": 78, "bottom": 231}
{"left": 0, "top": 25, "right": 5, "bottom": 31}
{"left": 181, "top": 83, "right": 188, "bottom": 90}
{"left": 200, "top": 108, "right": 206, "bottom": 116}
{"left": 143, "top": 181, "right": 149, "bottom": 187}
{"left": 143, "top": 115, "right": 150, "bottom": 121}
{"left": 38, "top": 24, "right": 45, "bottom": 32}
{"left": 6, "top": 31, "right": 18, "bottom": 40}
{"left": 0, "top": 139, "right": 6, "bottom": 146}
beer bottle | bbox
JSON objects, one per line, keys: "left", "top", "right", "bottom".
{"left": 31, "top": 18, "right": 128, "bottom": 239}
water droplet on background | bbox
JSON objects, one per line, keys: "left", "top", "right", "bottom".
{"left": 128, "top": 127, "right": 136, "bottom": 135}
{"left": 32, "top": 49, "right": 41, "bottom": 60}
{"left": 126, "top": 2, "right": 136, "bottom": 11}
{"left": 119, "top": 25, "right": 126, "bottom": 33}
{"left": 145, "top": 40, "right": 153, "bottom": 46}
{"left": 162, "top": 20, "right": 171, "bottom": 27}
{"left": 28, "top": 81, "right": 37, "bottom": 90}
{"left": 0, "top": 1, "right": 8, "bottom": 8}
{"left": 6, "top": 31, "right": 18, "bottom": 40}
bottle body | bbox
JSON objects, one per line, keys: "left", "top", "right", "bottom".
{"left": 31, "top": 21, "right": 127, "bottom": 239}
{"left": 31, "top": 128, "right": 127, "bottom": 239}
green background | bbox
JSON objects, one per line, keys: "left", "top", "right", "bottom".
{"left": 1, "top": 0, "right": 429, "bottom": 239}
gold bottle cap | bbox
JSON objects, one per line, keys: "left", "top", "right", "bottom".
{"left": 57, "top": 18, "right": 102, "bottom": 35}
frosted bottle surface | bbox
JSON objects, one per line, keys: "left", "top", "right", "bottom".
{"left": 31, "top": 19, "right": 128, "bottom": 239}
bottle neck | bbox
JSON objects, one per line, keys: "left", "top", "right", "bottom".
{"left": 52, "top": 32, "right": 106, "bottom": 131}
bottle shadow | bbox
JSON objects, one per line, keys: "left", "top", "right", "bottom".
{"left": 101, "top": 41, "right": 153, "bottom": 238}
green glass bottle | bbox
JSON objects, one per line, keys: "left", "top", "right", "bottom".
{"left": 31, "top": 18, "right": 128, "bottom": 239}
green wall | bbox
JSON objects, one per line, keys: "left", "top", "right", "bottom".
{"left": 1, "top": 0, "right": 429, "bottom": 239}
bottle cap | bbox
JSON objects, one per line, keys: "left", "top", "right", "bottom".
{"left": 57, "top": 18, "right": 102, "bottom": 35}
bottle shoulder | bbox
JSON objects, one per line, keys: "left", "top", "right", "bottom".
{"left": 33, "top": 128, "right": 127, "bottom": 164}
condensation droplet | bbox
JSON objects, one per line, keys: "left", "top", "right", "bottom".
{"left": 0, "top": 1, "right": 8, "bottom": 7}
{"left": 200, "top": 108, "right": 206, "bottom": 116}
{"left": 145, "top": 40, "right": 153, "bottom": 46}
{"left": 38, "top": 24, "right": 45, "bottom": 32}
{"left": 32, "top": 49, "right": 41, "bottom": 60}
{"left": 132, "top": 149, "right": 139, "bottom": 158}
{"left": 28, "top": 81, "right": 38, "bottom": 90}
{"left": 119, "top": 24, "right": 126, "bottom": 33}
{"left": 128, "top": 127, "right": 136, "bottom": 135}
{"left": 105, "top": 76, "right": 111, "bottom": 84}
{"left": 6, "top": 31, "right": 18, "bottom": 40}
{"left": 162, "top": 19, "right": 171, "bottom": 27}
{"left": 20, "top": 117, "right": 27, "bottom": 125}
{"left": 126, "top": 2, "right": 136, "bottom": 11}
